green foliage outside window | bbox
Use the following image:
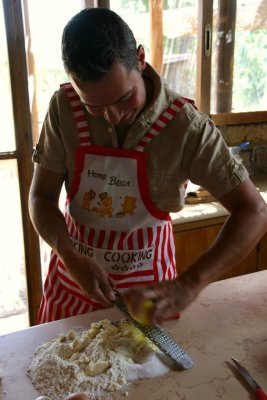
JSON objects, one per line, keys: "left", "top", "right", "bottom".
{"left": 233, "top": 29, "right": 267, "bottom": 111}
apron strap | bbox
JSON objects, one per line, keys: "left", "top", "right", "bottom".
{"left": 61, "top": 82, "right": 197, "bottom": 153}
{"left": 60, "top": 82, "right": 91, "bottom": 146}
{"left": 135, "top": 96, "right": 197, "bottom": 152}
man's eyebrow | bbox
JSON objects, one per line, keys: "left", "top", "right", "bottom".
{"left": 82, "top": 90, "right": 132, "bottom": 108}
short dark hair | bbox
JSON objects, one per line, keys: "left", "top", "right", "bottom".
{"left": 62, "top": 8, "right": 138, "bottom": 82}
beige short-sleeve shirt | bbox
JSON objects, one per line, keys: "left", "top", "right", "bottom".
{"left": 33, "top": 63, "right": 248, "bottom": 212}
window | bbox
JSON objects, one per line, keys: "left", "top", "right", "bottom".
{"left": 110, "top": 0, "right": 198, "bottom": 99}
{"left": 26, "top": 0, "right": 81, "bottom": 139}
{"left": 0, "top": 160, "right": 27, "bottom": 333}
{"left": 110, "top": 0, "right": 267, "bottom": 123}
{"left": 25, "top": 0, "right": 82, "bottom": 285}
{"left": 0, "top": 0, "right": 42, "bottom": 333}
{"left": 211, "top": 0, "right": 267, "bottom": 114}
{"left": 0, "top": 9, "right": 15, "bottom": 152}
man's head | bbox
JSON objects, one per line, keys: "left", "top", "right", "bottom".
{"left": 62, "top": 8, "right": 147, "bottom": 126}
{"left": 62, "top": 8, "right": 138, "bottom": 82}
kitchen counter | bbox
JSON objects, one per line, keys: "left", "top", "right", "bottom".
{"left": 171, "top": 176, "right": 267, "bottom": 227}
{"left": 1, "top": 270, "right": 267, "bottom": 400}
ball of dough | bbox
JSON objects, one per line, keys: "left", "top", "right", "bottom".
{"left": 126, "top": 299, "right": 155, "bottom": 325}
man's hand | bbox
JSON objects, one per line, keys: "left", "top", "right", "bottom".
{"left": 124, "top": 274, "right": 204, "bottom": 325}
{"left": 124, "top": 178, "right": 267, "bottom": 326}
{"left": 29, "top": 165, "right": 116, "bottom": 307}
{"left": 63, "top": 250, "right": 116, "bottom": 307}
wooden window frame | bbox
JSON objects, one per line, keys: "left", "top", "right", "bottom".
{"left": 82, "top": 0, "right": 110, "bottom": 8}
{"left": 211, "top": 111, "right": 267, "bottom": 126}
{"left": 199, "top": 0, "right": 267, "bottom": 125}
{"left": 196, "top": 0, "right": 213, "bottom": 115}
{"left": 2, "top": 0, "right": 42, "bottom": 326}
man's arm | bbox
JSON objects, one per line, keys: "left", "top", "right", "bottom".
{"left": 29, "top": 164, "right": 115, "bottom": 305}
{"left": 188, "top": 178, "right": 267, "bottom": 284}
{"left": 124, "top": 178, "right": 267, "bottom": 324}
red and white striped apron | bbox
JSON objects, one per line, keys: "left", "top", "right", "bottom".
{"left": 38, "top": 83, "right": 190, "bottom": 323}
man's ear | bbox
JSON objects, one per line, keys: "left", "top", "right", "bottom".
{"left": 137, "top": 45, "right": 146, "bottom": 71}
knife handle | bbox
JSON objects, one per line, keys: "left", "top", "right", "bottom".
{"left": 255, "top": 388, "right": 267, "bottom": 400}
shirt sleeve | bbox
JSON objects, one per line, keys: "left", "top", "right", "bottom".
{"left": 188, "top": 116, "right": 249, "bottom": 200}
{"left": 32, "top": 91, "right": 67, "bottom": 174}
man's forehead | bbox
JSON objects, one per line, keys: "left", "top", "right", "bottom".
{"left": 81, "top": 90, "right": 132, "bottom": 108}
{"left": 70, "top": 64, "right": 139, "bottom": 107}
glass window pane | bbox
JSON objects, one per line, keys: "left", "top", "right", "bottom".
{"left": 233, "top": 0, "right": 267, "bottom": 112}
{"left": 110, "top": 1, "right": 150, "bottom": 57}
{"left": 27, "top": 0, "right": 82, "bottom": 132}
{"left": 0, "top": 5, "right": 16, "bottom": 152}
{"left": 26, "top": 1, "right": 82, "bottom": 284}
{"left": 0, "top": 160, "right": 28, "bottom": 334}
{"left": 162, "top": 0, "right": 198, "bottom": 98}
{"left": 110, "top": 0, "right": 198, "bottom": 99}
{"left": 211, "top": 0, "right": 267, "bottom": 113}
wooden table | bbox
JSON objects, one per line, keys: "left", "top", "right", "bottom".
{"left": 0, "top": 271, "right": 267, "bottom": 400}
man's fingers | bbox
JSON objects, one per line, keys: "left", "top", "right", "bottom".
{"left": 89, "top": 278, "right": 113, "bottom": 307}
{"left": 150, "top": 298, "right": 176, "bottom": 324}
{"left": 80, "top": 276, "right": 114, "bottom": 307}
{"left": 99, "top": 280, "right": 116, "bottom": 302}
{"left": 92, "top": 287, "right": 112, "bottom": 308}
{"left": 89, "top": 266, "right": 116, "bottom": 304}
{"left": 108, "top": 275, "right": 115, "bottom": 287}
{"left": 123, "top": 288, "right": 158, "bottom": 314}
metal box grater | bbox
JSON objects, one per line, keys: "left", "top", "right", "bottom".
{"left": 113, "top": 295, "right": 194, "bottom": 370}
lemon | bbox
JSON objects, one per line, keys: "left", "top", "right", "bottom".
{"left": 127, "top": 299, "right": 155, "bottom": 325}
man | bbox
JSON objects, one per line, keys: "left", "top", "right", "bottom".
{"left": 29, "top": 8, "right": 267, "bottom": 325}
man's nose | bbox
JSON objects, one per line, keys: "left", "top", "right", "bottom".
{"left": 103, "top": 106, "right": 121, "bottom": 125}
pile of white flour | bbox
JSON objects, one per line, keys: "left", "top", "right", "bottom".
{"left": 28, "top": 319, "right": 170, "bottom": 400}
